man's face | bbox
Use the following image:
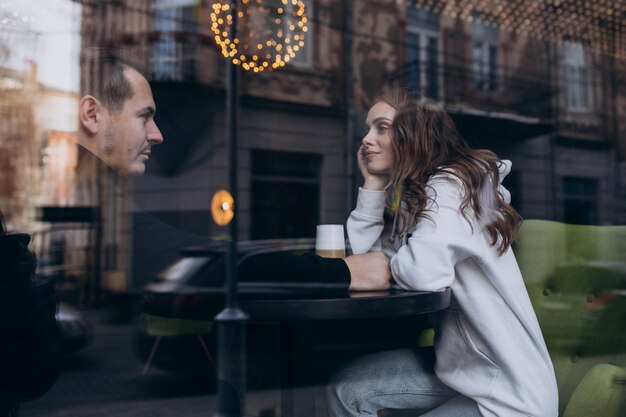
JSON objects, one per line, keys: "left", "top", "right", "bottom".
{"left": 101, "top": 68, "right": 163, "bottom": 175}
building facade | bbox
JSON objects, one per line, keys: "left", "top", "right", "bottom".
{"left": 356, "top": 1, "right": 626, "bottom": 226}
{"left": 0, "top": 63, "right": 79, "bottom": 229}
{"left": 71, "top": 0, "right": 625, "bottom": 291}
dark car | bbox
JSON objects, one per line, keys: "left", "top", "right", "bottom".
{"left": 56, "top": 302, "right": 94, "bottom": 356}
{"left": 139, "top": 238, "right": 319, "bottom": 316}
{"left": 34, "top": 273, "right": 94, "bottom": 356}
{"left": 135, "top": 239, "right": 429, "bottom": 381}
{"left": 135, "top": 238, "right": 318, "bottom": 374}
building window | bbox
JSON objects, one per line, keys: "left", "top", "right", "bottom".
{"left": 563, "top": 177, "right": 597, "bottom": 225}
{"left": 563, "top": 43, "right": 591, "bottom": 111}
{"left": 251, "top": 150, "right": 321, "bottom": 239}
{"left": 152, "top": 0, "right": 197, "bottom": 81}
{"left": 502, "top": 169, "right": 522, "bottom": 214}
{"left": 406, "top": 7, "right": 440, "bottom": 99}
{"left": 287, "top": 0, "right": 313, "bottom": 68}
{"left": 471, "top": 18, "right": 499, "bottom": 91}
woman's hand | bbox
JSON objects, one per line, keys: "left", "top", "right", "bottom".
{"left": 357, "top": 145, "right": 388, "bottom": 191}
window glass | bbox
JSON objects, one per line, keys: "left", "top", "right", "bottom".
{"left": 159, "top": 256, "right": 212, "bottom": 281}
{"left": 152, "top": 0, "right": 197, "bottom": 81}
{"left": 426, "top": 36, "right": 439, "bottom": 98}
{"left": 472, "top": 41, "right": 485, "bottom": 89}
{"left": 563, "top": 177, "right": 598, "bottom": 225}
{"left": 563, "top": 42, "right": 591, "bottom": 111}
{"left": 471, "top": 16, "right": 499, "bottom": 91}
{"left": 287, "top": 0, "right": 313, "bottom": 67}
{"left": 251, "top": 150, "right": 321, "bottom": 239}
{"left": 406, "top": 7, "right": 440, "bottom": 99}
{"left": 407, "top": 32, "right": 421, "bottom": 92}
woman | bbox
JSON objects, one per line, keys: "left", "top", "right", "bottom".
{"left": 327, "top": 92, "right": 557, "bottom": 417}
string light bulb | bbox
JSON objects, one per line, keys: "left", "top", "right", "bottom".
{"left": 210, "top": 0, "right": 308, "bottom": 72}
{"left": 0, "top": 1, "right": 36, "bottom": 28}
{"left": 410, "top": 0, "right": 626, "bottom": 59}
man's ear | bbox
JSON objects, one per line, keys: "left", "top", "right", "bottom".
{"left": 79, "top": 95, "right": 102, "bottom": 135}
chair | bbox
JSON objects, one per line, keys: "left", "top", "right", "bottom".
{"left": 562, "top": 364, "right": 626, "bottom": 417}
{"left": 515, "top": 220, "right": 626, "bottom": 415}
{"left": 139, "top": 314, "right": 215, "bottom": 374}
{"left": 382, "top": 220, "right": 626, "bottom": 416}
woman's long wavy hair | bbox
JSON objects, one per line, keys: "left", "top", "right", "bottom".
{"left": 378, "top": 90, "right": 522, "bottom": 255}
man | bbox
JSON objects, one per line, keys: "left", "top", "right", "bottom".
{"left": 77, "top": 58, "right": 390, "bottom": 291}
{"left": 78, "top": 61, "right": 163, "bottom": 175}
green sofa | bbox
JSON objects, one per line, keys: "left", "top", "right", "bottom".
{"left": 514, "top": 220, "right": 626, "bottom": 416}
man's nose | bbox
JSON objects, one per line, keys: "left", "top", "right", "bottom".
{"left": 148, "top": 120, "right": 164, "bottom": 144}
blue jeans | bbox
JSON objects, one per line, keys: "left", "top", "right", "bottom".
{"left": 326, "top": 347, "right": 483, "bottom": 417}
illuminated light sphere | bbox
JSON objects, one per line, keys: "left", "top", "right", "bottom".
{"left": 210, "top": 0, "right": 308, "bottom": 72}
{"left": 211, "top": 189, "right": 235, "bottom": 226}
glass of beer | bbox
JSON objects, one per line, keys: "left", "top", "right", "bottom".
{"left": 315, "top": 224, "right": 346, "bottom": 258}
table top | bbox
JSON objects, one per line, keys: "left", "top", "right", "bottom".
{"left": 141, "top": 283, "right": 451, "bottom": 322}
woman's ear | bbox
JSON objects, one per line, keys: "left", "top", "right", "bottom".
{"left": 79, "top": 95, "right": 101, "bottom": 135}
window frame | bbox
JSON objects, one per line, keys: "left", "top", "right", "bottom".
{"left": 286, "top": 0, "right": 314, "bottom": 69}
{"left": 406, "top": 23, "right": 442, "bottom": 100}
{"left": 151, "top": 0, "right": 197, "bottom": 81}
{"left": 562, "top": 42, "right": 592, "bottom": 112}
{"left": 562, "top": 176, "right": 598, "bottom": 225}
{"left": 470, "top": 18, "right": 500, "bottom": 92}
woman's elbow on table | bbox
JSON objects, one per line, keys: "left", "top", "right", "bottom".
{"left": 390, "top": 253, "right": 454, "bottom": 292}
{"left": 346, "top": 217, "right": 385, "bottom": 254}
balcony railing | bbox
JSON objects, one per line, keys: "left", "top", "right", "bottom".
{"left": 389, "top": 56, "right": 556, "bottom": 122}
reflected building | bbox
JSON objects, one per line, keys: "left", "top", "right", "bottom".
{"left": 74, "top": 0, "right": 348, "bottom": 291}
{"left": 0, "top": 1, "right": 84, "bottom": 294}
{"left": 69, "top": 0, "right": 625, "bottom": 291}
{"left": 355, "top": 0, "right": 626, "bottom": 226}
{"left": 0, "top": 61, "right": 79, "bottom": 231}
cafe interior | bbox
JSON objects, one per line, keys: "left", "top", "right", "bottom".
{"left": 1, "top": 0, "right": 625, "bottom": 416}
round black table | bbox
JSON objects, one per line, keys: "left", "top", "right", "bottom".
{"left": 142, "top": 283, "right": 451, "bottom": 417}
{"left": 142, "top": 283, "right": 451, "bottom": 322}
{"left": 232, "top": 284, "right": 450, "bottom": 321}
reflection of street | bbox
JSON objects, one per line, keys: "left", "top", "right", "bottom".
{"left": 20, "top": 306, "right": 426, "bottom": 417}
{"left": 20, "top": 309, "right": 279, "bottom": 417}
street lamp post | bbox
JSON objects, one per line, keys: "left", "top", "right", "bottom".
{"left": 210, "top": 1, "right": 310, "bottom": 415}
{"left": 214, "top": 1, "right": 248, "bottom": 416}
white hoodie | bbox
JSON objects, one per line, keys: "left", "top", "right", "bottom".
{"left": 347, "top": 161, "right": 558, "bottom": 417}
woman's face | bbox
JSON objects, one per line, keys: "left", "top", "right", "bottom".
{"left": 361, "top": 101, "right": 396, "bottom": 174}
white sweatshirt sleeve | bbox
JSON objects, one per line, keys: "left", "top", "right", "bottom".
{"left": 390, "top": 180, "right": 486, "bottom": 292}
{"left": 346, "top": 188, "right": 386, "bottom": 254}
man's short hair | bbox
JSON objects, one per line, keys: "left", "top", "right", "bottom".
{"left": 97, "top": 58, "right": 135, "bottom": 113}
{"left": 83, "top": 49, "right": 136, "bottom": 113}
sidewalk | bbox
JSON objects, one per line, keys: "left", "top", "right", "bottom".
{"left": 18, "top": 307, "right": 288, "bottom": 417}
{"left": 19, "top": 304, "right": 414, "bottom": 417}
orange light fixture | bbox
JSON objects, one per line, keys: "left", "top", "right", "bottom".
{"left": 211, "top": 189, "right": 235, "bottom": 226}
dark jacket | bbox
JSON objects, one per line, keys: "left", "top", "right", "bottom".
{"left": 0, "top": 233, "right": 62, "bottom": 409}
